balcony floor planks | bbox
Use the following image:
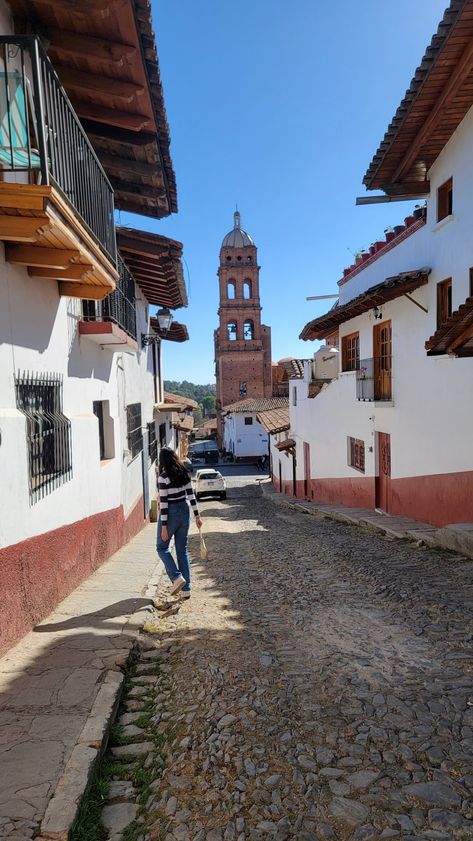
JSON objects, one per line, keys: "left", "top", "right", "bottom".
{"left": 0, "top": 183, "right": 116, "bottom": 297}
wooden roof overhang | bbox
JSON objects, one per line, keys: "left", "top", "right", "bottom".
{"left": 256, "top": 407, "right": 290, "bottom": 436}
{"left": 117, "top": 227, "right": 187, "bottom": 309}
{"left": 150, "top": 316, "right": 189, "bottom": 343}
{"left": 425, "top": 294, "right": 473, "bottom": 356}
{"left": 363, "top": 0, "right": 473, "bottom": 198}
{"left": 275, "top": 438, "right": 296, "bottom": 452}
{"left": 300, "top": 270, "right": 430, "bottom": 341}
{"left": 10, "top": 0, "right": 177, "bottom": 219}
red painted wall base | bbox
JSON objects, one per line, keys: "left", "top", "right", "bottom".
{"left": 271, "top": 470, "right": 473, "bottom": 528}
{"left": 0, "top": 497, "right": 146, "bottom": 656}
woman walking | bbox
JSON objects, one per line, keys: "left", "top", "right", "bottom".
{"left": 156, "top": 447, "right": 202, "bottom": 598}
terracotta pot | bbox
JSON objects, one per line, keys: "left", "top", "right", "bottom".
{"left": 404, "top": 215, "right": 415, "bottom": 227}
{"left": 361, "top": 252, "right": 370, "bottom": 261}
{"left": 374, "top": 241, "right": 385, "bottom": 252}
{"left": 393, "top": 224, "right": 405, "bottom": 236}
{"left": 385, "top": 231, "right": 395, "bottom": 242}
{"left": 413, "top": 207, "right": 425, "bottom": 220}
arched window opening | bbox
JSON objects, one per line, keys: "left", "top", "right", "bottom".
{"left": 243, "top": 321, "right": 254, "bottom": 340}
{"left": 243, "top": 280, "right": 251, "bottom": 299}
{"left": 227, "top": 321, "right": 237, "bottom": 341}
{"left": 227, "top": 281, "right": 235, "bottom": 299}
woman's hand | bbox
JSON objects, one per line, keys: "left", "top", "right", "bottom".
{"left": 195, "top": 516, "right": 203, "bottom": 530}
{"left": 161, "top": 525, "right": 169, "bottom": 542}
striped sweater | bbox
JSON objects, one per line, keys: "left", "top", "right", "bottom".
{"left": 158, "top": 471, "right": 199, "bottom": 524}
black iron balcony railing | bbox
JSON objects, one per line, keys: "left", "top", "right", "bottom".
{"left": 83, "top": 256, "right": 137, "bottom": 340}
{"left": 0, "top": 36, "right": 116, "bottom": 262}
{"left": 356, "top": 357, "right": 392, "bottom": 402}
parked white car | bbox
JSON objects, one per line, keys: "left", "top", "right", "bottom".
{"left": 194, "top": 469, "right": 227, "bottom": 500}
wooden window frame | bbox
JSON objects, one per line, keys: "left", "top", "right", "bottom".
{"left": 348, "top": 436, "right": 365, "bottom": 473}
{"left": 437, "top": 278, "right": 453, "bottom": 329}
{"left": 244, "top": 416, "right": 253, "bottom": 425}
{"left": 342, "top": 331, "right": 360, "bottom": 372}
{"left": 437, "top": 177, "right": 453, "bottom": 222}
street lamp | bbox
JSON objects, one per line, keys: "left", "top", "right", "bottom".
{"left": 141, "top": 307, "right": 174, "bottom": 347}
{"left": 156, "top": 307, "right": 173, "bottom": 334}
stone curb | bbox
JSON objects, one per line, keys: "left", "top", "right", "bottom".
{"left": 260, "top": 481, "right": 473, "bottom": 560}
{"left": 37, "top": 559, "right": 165, "bottom": 841}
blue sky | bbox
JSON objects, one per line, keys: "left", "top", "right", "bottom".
{"left": 118, "top": 0, "right": 447, "bottom": 383}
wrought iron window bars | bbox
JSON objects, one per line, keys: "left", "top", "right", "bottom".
{"left": 15, "top": 371, "right": 72, "bottom": 504}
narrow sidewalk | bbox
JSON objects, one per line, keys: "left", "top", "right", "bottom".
{"left": 0, "top": 521, "right": 163, "bottom": 841}
{"left": 261, "top": 479, "right": 473, "bottom": 558}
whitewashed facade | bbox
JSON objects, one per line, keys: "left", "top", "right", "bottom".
{"left": 287, "top": 15, "right": 473, "bottom": 527}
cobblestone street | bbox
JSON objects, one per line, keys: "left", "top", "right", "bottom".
{"left": 97, "top": 472, "right": 473, "bottom": 841}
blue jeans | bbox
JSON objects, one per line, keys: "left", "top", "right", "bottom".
{"left": 157, "top": 501, "right": 191, "bottom": 591}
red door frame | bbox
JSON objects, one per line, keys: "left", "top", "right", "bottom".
{"left": 375, "top": 431, "right": 391, "bottom": 512}
{"left": 303, "top": 442, "right": 310, "bottom": 499}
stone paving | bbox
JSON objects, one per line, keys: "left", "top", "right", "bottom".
{"left": 95, "top": 479, "right": 473, "bottom": 841}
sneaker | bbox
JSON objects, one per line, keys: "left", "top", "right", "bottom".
{"left": 170, "top": 575, "right": 186, "bottom": 596}
{"left": 181, "top": 591, "right": 191, "bottom": 599}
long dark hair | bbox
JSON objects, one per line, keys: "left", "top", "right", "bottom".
{"left": 158, "top": 447, "right": 189, "bottom": 487}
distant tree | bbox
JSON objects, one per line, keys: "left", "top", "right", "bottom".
{"left": 201, "top": 395, "right": 216, "bottom": 415}
{"left": 194, "top": 405, "right": 203, "bottom": 426}
{"left": 164, "top": 380, "right": 216, "bottom": 403}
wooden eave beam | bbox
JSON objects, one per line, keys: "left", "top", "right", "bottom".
{"left": 29, "top": 264, "right": 93, "bottom": 280}
{"left": 30, "top": 0, "right": 125, "bottom": 14}
{"left": 0, "top": 215, "right": 50, "bottom": 242}
{"left": 59, "top": 282, "right": 112, "bottom": 299}
{"left": 82, "top": 121, "right": 157, "bottom": 148}
{"left": 392, "top": 38, "right": 473, "bottom": 183}
{"left": 114, "top": 198, "right": 167, "bottom": 218}
{"left": 46, "top": 29, "right": 136, "bottom": 65}
{"left": 56, "top": 66, "right": 145, "bottom": 103}
{"left": 117, "top": 237, "right": 170, "bottom": 258}
{"left": 72, "top": 100, "right": 152, "bottom": 132}
{"left": 99, "top": 154, "right": 160, "bottom": 178}
{"left": 109, "top": 178, "right": 165, "bottom": 200}
{"left": 5, "top": 245, "right": 80, "bottom": 268}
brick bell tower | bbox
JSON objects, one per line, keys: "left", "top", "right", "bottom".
{"left": 214, "top": 211, "right": 272, "bottom": 440}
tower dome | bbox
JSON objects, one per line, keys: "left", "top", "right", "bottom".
{"left": 221, "top": 211, "right": 254, "bottom": 248}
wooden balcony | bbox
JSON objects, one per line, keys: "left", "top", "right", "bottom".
{"left": 0, "top": 36, "right": 117, "bottom": 299}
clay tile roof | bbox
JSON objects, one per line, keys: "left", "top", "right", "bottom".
{"left": 300, "top": 269, "right": 430, "bottom": 341}
{"left": 425, "top": 293, "right": 473, "bottom": 356}
{"left": 13, "top": 0, "right": 178, "bottom": 218}
{"left": 172, "top": 413, "right": 194, "bottom": 432}
{"left": 275, "top": 438, "right": 296, "bottom": 452}
{"left": 163, "top": 391, "right": 198, "bottom": 409}
{"left": 222, "top": 397, "right": 289, "bottom": 414}
{"left": 277, "top": 359, "right": 306, "bottom": 379}
{"left": 256, "top": 407, "right": 290, "bottom": 435}
{"left": 363, "top": 0, "right": 473, "bottom": 196}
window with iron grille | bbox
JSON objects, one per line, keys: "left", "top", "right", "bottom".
{"left": 159, "top": 422, "right": 166, "bottom": 448}
{"left": 342, "top": 331, "right": 360, "bottom": 371}
{"left": 127, "top": 403, "right": 142, "bottom": 459}
{"left": 15, "top": 371, "right": 72, "bottom": 503}
{"left": 348, "top": 436, "right": 365, "bottom": 473}
{"left": 148, "top": 421, "right": 157, "bottom": 464}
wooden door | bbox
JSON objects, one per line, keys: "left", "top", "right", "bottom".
{"left": 303, "top": 442, "right": 310, "bottom": 499}
{"left": 373, "top": 320, "right": 392, "bottom": 400}
{"left": 375, "top": 432, "right": 391, "bottom": 512}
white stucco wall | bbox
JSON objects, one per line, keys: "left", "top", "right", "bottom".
{"left": 0, "top": 245, "right": 161, "bottom": 549}
{"left": 223, "top": 412, "right": 269, "bottom": 459}
{"left": 293, "top": 103, "right": 473, "bottom": 486}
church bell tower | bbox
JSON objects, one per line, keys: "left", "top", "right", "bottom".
{"left": 214, "top": 211, "right": 272, "bottom": 428}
